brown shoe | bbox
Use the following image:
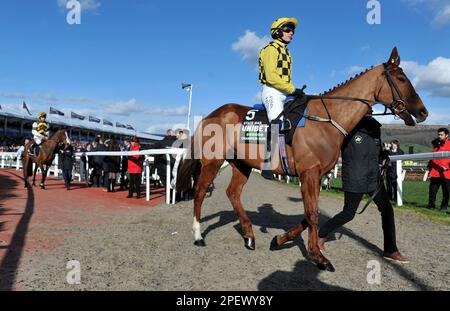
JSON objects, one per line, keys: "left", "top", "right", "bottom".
{"left": 318, "top": 237, "right": 326, "bottom": 252}
{"left": 383, "top": 251, "right": 410, "bottom": 264}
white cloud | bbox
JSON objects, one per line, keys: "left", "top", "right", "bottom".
{"left": 57, "top": 0, "right": 101, "bottom": 12}
{"left": 344, "top": 66, "right": 365, "bottom": 76}
{"left": 402, "top": 57, "right": 450, "bottom": 97}
{"left": 251, "top": 91, "right": 262, "bottom": 103}
{"left": 146, "top": 122, "right": 187, "bottom": 133}
{"left": 104, "top": 98, "right": 141, "bottom": 116}
{"left": 232, "top": 30, "right": 270, "bottom": 64}
{"left": 147, "top": 105, "right": 187, "bottom": 116}
{"left": 0, "top": 91, "right": 59, "bottom": 103}
{"left": 104, "top": 98, "right": 188, "bottom": 117}
{"left": 402, "top": 0, "right": 450, "bottom": 26}
{"left": 433, "top": 5, "right": 450, "bottom": 25}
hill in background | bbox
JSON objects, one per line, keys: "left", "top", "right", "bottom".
{"left": 381, "top": 124, "right": 447, "bottom": 154}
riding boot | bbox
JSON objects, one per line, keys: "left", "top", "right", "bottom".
{"left": 261, "top": 121, "right": 279, "bottom": 180}
{"left": 107, "top": 179, "right": 112, "bottom": 192}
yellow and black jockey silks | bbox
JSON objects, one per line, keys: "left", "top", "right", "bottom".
{"left": 36, "top": 121, "right": 48, "bottom": 134}
{"left": 259, "top": 39, "right": 295, "bottom": 95}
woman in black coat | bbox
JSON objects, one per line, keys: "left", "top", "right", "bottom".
{"left": 60, "top": 142, "right": 75, "bottom": 190}
{"left": 105, "top": 139, "right": 120, "bottom": 192}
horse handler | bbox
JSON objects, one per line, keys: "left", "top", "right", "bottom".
{"left": 317, "top": 116, "right": 409, "bottom": 263}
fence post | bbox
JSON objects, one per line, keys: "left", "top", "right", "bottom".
{"left": 423, "top": 169, "right": 429, "bottom": 182}
{"left": 146, "top": 157, "right": 150, "bottom": 202}
{"left": 53, "top": 155, "right": 59, "bottom": 177}
{"left": 396, "top": 160, "right": 403, "bottom": 206}
{"left": 16, "top": 156, "right": 20, "bottom": 170}
{"left": 166, "top": 154, "right": 171, "bottom": 205}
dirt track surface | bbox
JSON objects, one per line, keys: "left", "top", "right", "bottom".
{"left": 1, "top": 167, "right": 449, "bottom": 291}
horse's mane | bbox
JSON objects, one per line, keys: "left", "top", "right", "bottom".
{"left": 320, "top": 65, "right": 375, "bottom": 95}
{"left": 49, "top": 129, "right": 67, "bottom": 141}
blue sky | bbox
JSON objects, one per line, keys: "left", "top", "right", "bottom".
{"left": 0, "top": 0, "right": 449, "bottom": 134}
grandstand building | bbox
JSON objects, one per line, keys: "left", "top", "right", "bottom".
{"left": 0, "top": 104, "right": 162, "bottom": 146}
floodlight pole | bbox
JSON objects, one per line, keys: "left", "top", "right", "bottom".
{"left": 186, "top": 84, "right": 193, "bottom": 132}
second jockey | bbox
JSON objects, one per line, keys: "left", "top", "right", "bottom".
{"left": 29, "top": 112, "right": 49, "bottom": 156}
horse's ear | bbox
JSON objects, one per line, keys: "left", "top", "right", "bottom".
{"left": 388, "top": 47, "right": 400, "bottom": 66}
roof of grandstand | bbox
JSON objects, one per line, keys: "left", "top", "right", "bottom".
{"left": 0, "top": 104, "right": 163, "bottom": 141}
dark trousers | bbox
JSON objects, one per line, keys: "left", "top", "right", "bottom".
{"left": 129, "top": 173, "right": 141, "bottom": 197}
{"left": 62, "top": 168, "right": 72, "bottom": 188}
{"left": 386, "top": 179, "right": 398, "bottom": 201}
{"left": 317, "top": 185, "right": 398, "bottom": 253}
{"left": 90, "top": 167, "right": 101, "bottom": 187}
{"left": 119, "top": 171, "right": 128, "bottom": 189}
{"left": 428, "top": 177, "right": 450, "bottom": 209}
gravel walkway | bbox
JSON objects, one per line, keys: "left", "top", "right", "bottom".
{"left": 10, "top": 166, "right": 450, "bottom": 290}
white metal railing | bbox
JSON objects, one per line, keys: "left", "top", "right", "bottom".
{"left": 389, "top": 152, "right": 450, "bottom": 206}
{"left": 0, "top": 148, "right": 187, "bottom": 205}
{"left": 74, "top": 148, "right": 186, "bottom": 204}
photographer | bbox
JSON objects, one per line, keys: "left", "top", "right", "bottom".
{"left": 427, "top": 128, "right": 450, "bottom": 210}
{"left": 386, "top": 139, "right": 404, "bottom": 201}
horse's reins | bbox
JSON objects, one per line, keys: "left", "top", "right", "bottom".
{"left": 294, "top": 63, "right": 410, "bottom": 137}
{"left": 355, "top": 163, "right": 388, "bottom": 214}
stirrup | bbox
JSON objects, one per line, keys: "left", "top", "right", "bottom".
{"left": 280, "top": 119, "right": 292, "bottom": 133}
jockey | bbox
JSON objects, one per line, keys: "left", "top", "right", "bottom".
{"left": 259, "top": 17, "right": 305, "bottom": 179}
{"left": 29, "top": 112, "right": 49, "bottom": 156}
{"left": 259, "top": 17, "right": 305, "bottom": 132}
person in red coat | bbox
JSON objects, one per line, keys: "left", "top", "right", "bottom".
{"left": 428, "top": 128, "right": 450, "bottom": 210}
{"left": 127, "top": 136, "right": 143, "bottom": 198}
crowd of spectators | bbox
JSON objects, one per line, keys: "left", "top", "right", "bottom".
{"left": 0, "top": 128, "right": 190, "bottom": 200}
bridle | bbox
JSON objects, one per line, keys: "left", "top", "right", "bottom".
{"left": 303, "top": 63, "right": 414, "bottom": 136}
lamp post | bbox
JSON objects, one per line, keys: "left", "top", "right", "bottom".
{"left": 181, "top": 83, "right": 193, "bottom": 132}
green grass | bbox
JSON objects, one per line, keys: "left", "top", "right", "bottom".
{"left": 276, "top": 175, "right": 450, "bottom": 225}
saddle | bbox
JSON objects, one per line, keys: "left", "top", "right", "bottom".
{"left": 240, "top": 95, "right": 310, "bottom": 177}
{"left": 244, "top": 94, "right": 310, "bottom": 145}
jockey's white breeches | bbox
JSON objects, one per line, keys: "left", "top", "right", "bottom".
{"left": 33, "top": 135, "right": 44, "bottom": 145}
{"left": 261, "top": 85, "right": 294, "bottom": 122}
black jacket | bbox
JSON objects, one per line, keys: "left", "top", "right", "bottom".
{"left": 341, "top": 117, "right": 383, "bottom": 193}
{"left": 61, "top": 144, "right": 75, "bottom": 170}
{"left": 94, "top": 143, "right": 107, "bottom": 168}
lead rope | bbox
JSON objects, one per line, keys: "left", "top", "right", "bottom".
{"left": 356, "top": 165, "right": 388, "bottom": 214}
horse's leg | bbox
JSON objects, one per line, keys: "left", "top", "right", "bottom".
{"left": 192, "top": 160, "right": 224, "bottom": 247}
{"left": 23, "top": 157, "right": 30, "bottom": 188}
{"left": 32, "top": 163, "right": 38, "bottom": 187}
{"left": 270, "top": 222, "right": 307, "bottom": 250}
{"left": 40, "top": 165, "right": 48, "bottom": 189}
{"left": 226, "top": 161, "right": 254, "bottom": 250}
{"left": 301, "top": 166, "right": 335, "bottom": 272}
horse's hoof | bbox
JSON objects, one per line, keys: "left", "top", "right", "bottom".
{"left": 194, "top": 239, "right": 206, "bottom": 247}
{"left": 244, "top": 237, "right": 255, "bottom": 250}
{"left": 269, "top": 236, "right": 280, "bottom": 251}
{"left": 40, "top": 185, "right": 45, "bottom": 190}
{"left": 317, "top": 262, "right": 335, "bottom": 272}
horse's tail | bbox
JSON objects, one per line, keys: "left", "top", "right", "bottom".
{"left": 175, "top": 140, "right": 201, "bottom": 194}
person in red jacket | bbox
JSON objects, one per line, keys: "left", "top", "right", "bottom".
{"left": 127, "top": 136, "right": 143, "bottom": 199}
{"left": 428, "top": 128, "right": 450, "bottom": 210}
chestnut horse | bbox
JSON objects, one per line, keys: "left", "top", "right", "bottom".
{"left": 176, "top": 48, "right": 428, "bottom": 271}
{"left": 23, "top": 129, "right": 71, "bottom": 189}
